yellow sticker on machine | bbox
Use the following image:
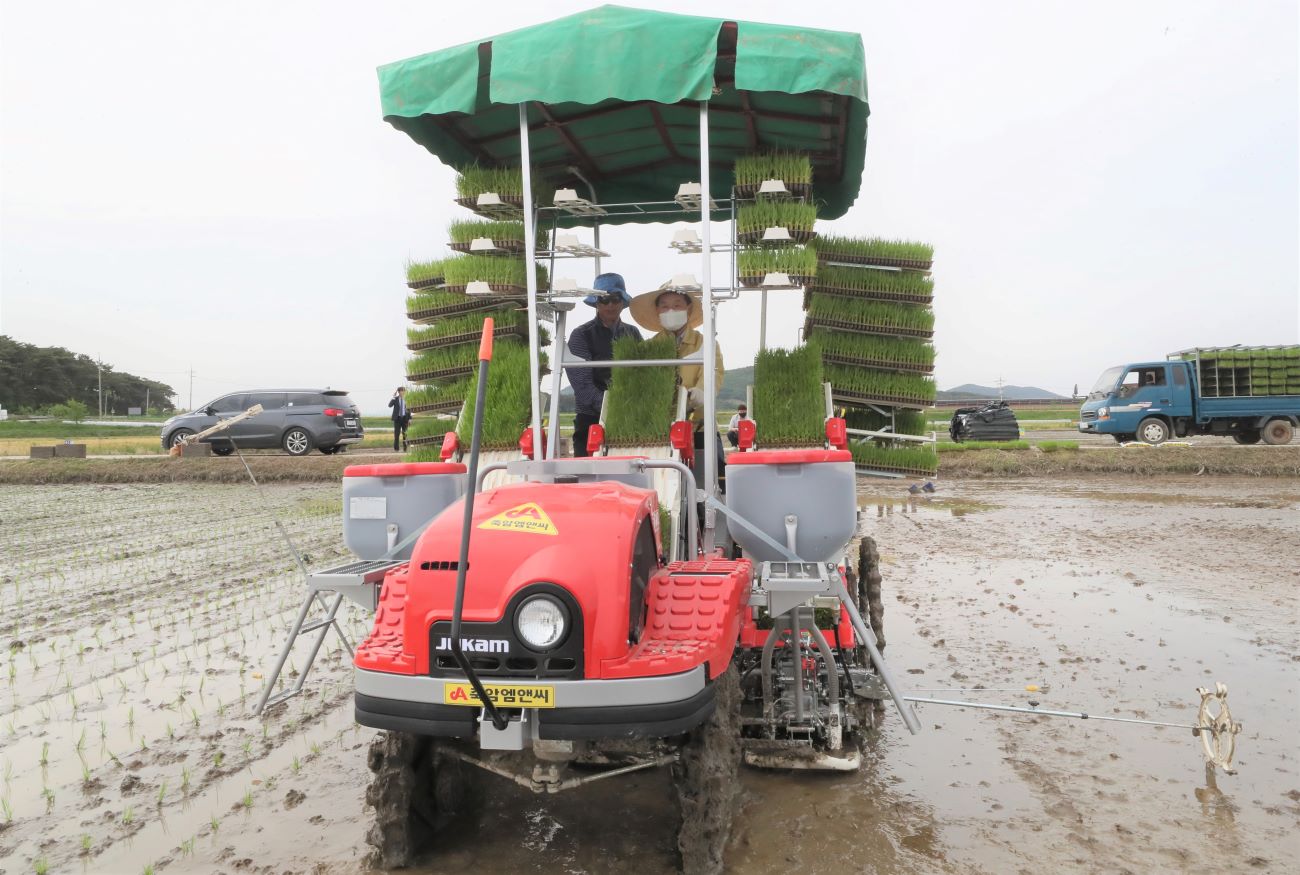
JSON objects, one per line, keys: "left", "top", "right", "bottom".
{"left": 477, "top": 501, "right": 558, "bottom": 536}
{"left": 443, "top": 682, "right": 556, "bottom": 708}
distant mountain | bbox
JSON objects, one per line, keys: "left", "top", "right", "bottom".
{"left": 940, "top": 383, "right": 1067, "bottom": 401}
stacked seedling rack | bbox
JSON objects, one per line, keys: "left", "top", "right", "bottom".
{"left": 802, "top": 236, "right": 939, "bottom": 476}
{"left": 403, "top": 166, "right": 552, "bottom": 457}
{"left": 1175, "top": 345, "right": 1300, "bottom": 397}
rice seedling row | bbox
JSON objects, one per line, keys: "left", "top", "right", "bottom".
{"left": 842, "top": 407, "right": 930, "bottom": 437}
{"left": 405, "top": 258, "right": 448, "bottom": 289}
{"left": 751, "top": 345, "right": 826, "bottom": 446}
{"left": 848, "top": 442, "right": 939, "bottom": 475}
{"left": 811, "top": 235, "right": 934, "bottom": 271}
{"left": 825, "top": 363, "right": 937, "bottom": 408}
{"left": 737, "top": 247, "right": 819, "bottom": 287}
{"left": 732, "top": 151, "right": 813, "bottom": 197}
{"left": 441, "top": 254, "right": 550, "bottom": 293}
{"left": 804, "top": 265, "right": 934, "bottom": 304}
{"left": 735, "top": 201, "right": 818, "bottom": 243}
{"left": 804, "top": 315, "right": 934, "bottom": 341}
{"left": 455, "top": 341, "right": 545, "bottom": 449}
{"left": 602, "top": 336, "right": 679, "bottom": 446}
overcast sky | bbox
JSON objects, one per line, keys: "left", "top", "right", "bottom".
{"left": 2, "top": 0, "right": 1296, "bottom": 413}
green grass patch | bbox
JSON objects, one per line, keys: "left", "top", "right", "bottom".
{"left": 825, "top": 364, "right": 937, "bottom": 406}
{"left": 736, "top": 201, "right": 817, "bottom": 235}
{"left": 442, "top": 255, "right": 549, "bottom": 290}
{"left": 809, "top": 330, "right": 936, "bottom": 370}
{"left": 1037, "top": 440, "right": 1080, "bottom": 452}
{"left": 602, "top": 336, "right": 679, "bottom": 445}
{"left": 812, "top": 236, "right": 934, "bottom": 264}
{"left": 733, "top": 151, "right": 813, "bottom": 187}
{"left": 810, "top": 264, "right": 933, "bottom": 299}
{"left": 753, "top": 345, "right": 825, "bottom": 446}
{"left": 807, "top": 294, "right": 935, "bottom": 334}
{"left": 849, "top": 442, "right": 938, "bottom": 474}
{"left": 737, "top": 247, "right": 819, "bottom": 279}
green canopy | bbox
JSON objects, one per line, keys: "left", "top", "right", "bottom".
{"left": 378, "top": 5, "right": 869, "bottom": 221}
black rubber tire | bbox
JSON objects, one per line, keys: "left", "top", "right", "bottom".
{"left": 1112, "top": 433, "right": 1134, "bottom": 444}
{"left": 1137, "top": 417, "right": 1170, "bottom": 445}
{"left": 317, "top": 445, "right": 338, "bottom": 455}
{"left": 167, "top": 429, "right": 194, "bottom": 449}
{"left": 1261, "top": 419, "right": 1294, "bottom": 446}
{"left": 211, "top": 446, "right": 234, "bottom": 456}
{"left": 282, "top": 427, "right": 313, "bottom": 456}
{"left": 364, "top": 732, "right": 438, "bottom": 868}
{"left": 674, "top": 666, "right": 741, "bottom": 875}
{"left": 1232, "top": 431, "right": 1261, "bottom": 445}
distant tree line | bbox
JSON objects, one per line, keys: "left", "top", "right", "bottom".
{"left": 0, "top": 336, "right": 177, "bottom": 415}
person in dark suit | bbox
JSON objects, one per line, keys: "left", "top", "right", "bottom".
{"left": 388, "top": 386, "right": 412, "bottom": 451}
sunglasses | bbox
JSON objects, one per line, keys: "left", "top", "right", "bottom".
{"left": 594, "top": 295, "right": 623, "bottom": 305}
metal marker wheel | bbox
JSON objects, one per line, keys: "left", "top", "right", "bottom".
{"left": 1195, "top": 683, "right": 1242, "bottom": 774}
{"left": 845, "top": 536, "right": 886, "bottom": 731}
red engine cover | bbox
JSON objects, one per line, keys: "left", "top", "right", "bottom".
{"left": 357, "top": 480, "right": 667, "bottom": 677}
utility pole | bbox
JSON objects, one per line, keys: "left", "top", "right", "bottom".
{"left": 145, "top": 388, "right": 150, "bottom": 415}
{"left": 97, "top": 357, "right": 104, "bottom": 418}
{"left": 189, "top": 367, "right": 194, "bottom": 411}
{"left": 994, "top": 375, "right": 1006, "bottom": 403}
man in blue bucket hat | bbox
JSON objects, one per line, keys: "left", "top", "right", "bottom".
{"left": 566, "top": 272, "right": 640, "bottom": 456}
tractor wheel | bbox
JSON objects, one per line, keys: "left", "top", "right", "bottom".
{"left": 846, "top": 536, "right": 886, "bottom": 731}
{"left": 673, "top": 665, "right": 741, "bottom": 875}
{"left": 364, "top": 731, "right": 471, "bottom": 868}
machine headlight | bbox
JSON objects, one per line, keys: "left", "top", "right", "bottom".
{"left": 1098, "top": 407, "right": 1109, "bottom": 419}
{"left": 515, "top": 595, "right": 568, "bottom": 650}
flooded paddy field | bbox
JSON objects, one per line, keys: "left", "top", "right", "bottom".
{"left": 1, "top": 477, "right": 1297, "bottom": 874}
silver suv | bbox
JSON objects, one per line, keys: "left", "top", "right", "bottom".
{"left": 161, "top": 390, "right": 364, "bottom": 456}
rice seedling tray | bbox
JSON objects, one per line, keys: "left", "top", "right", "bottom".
{"left": 453, "top": 194, "right": 525, "bottom": 220}
{"left": 804, "top": 316, "right": 934, "bottom": 340}
{"left": 739, "top": 273, "right": 815, "bottom": 289}
{"left": 821, "top": 352, "right": 934, "bottom": 375}
{"left": 410, "top": 399, "right": 467, "bottom": 415}
{"left": 442, "top": 282, "right": 529, "bottom": 295}
{"left": 736, "top": 228, "right": 818, "bottom": 245}
{"left": 447, "top": 238, "right": 527, "bottom": 254}
{"left": 406, "top": 276, "right": 445, "bottom": 291}
{"left": 407, "top": 298, "right": 509, "bottom": 323}
{"left": 816, "top": 252, "right": 933, "bottom": 271}
{"left": 803, "top": 285, "right": 933, "bottom": 306}
{"left": 406, "top": 361, "right": 476, "bottom": 380}
{"left": 733, "top": 181, "right": 812, "bottom": 200}
{"left": 409, "top": 322, "right": 529, "bottom": 352}
{"left": 855, "top": 461, "right": 938, "bottom": 477}
{"left": 831, "top": 388, "right": 932, "bottom": 410}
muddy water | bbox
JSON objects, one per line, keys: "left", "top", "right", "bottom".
{"left": 2, "top": 478, "right": 1297, "bottom": 874}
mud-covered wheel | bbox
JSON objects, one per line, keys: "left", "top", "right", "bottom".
{"left": 364, "top": 731, "right": 444, "bottom": 868}
{"left": 846, "top": 536, "right": 886, "bottom": 730}
{"left": 673, "top": 666, "right": 741, "bottom": 875}
{"left": 1261, "top": 419, "right": 1294, "bottom": 445}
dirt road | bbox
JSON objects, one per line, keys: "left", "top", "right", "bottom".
{"left": 1, "top": 477, "right": 1296, "bottom": 874}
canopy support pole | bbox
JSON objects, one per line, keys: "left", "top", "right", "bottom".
{"left": 699, "top": 101, "right": 718, "bottom": 540}
{"left": 519, "top": 103, "right": 545, "bottom": 459}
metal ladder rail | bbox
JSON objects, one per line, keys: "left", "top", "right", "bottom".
{"left": 254, "top": 587, "right": 352, "bottom": 714}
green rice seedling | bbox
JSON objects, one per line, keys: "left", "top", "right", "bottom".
{"left": 182, "top": 766, "right": 191, "bottom": 793}
{"left": 737, "top": 247, "right": 819, "bottom": 282}
{"left": 733, "top": 151, "right": 813, "bottom": 188}
{"left": 448, "top": 219, "right": 526, "bottom": 245}
{"left": 34, "top": 857, "right": 49, "bottom": 875}
{"left": 442, "top": 255, "right": 549, "bottom": 291}
{"left": 849, "top": 442, "right": 938, "bottom": 474}
{"left": 291, "top": 756, "right": 301, "bottom": 775}
{"left": 601, "top": 336, "right": 680, "bottom": 445}
{"left": 809, "top": 330, "right": 936, "bottom": 371}
{"left": 825, "top": 364, "right": 937, "bottom": 406}
{"left": 806, "top": 293, "right": 935, "bottom": 336}
{"left": 144, "top": 864, "right": 155, "bottom": 875}
{"left": 242, "top": 789, "right": 254, "bottom": 809}
{"left": 181, "top": 837, "right": 195, "bottom": 857}
{"left": 406, "top": 258, "right": 448, "bottom": 287}
{"left": 455, "top": 164, "right": 524, "bottom": 199}
{"left": 39, "top": 741, "right": 48, "bottom": 766}
{"left": 808, "top": 265, "right": 934, "bottom": 301}
{"left": 843, "top": 407, "right": 928, "bottom": 436}
{"left": 753, "top": 345, "right": 826, "bottom": 446}
{"left": 812, "top": 236, "right": 934, "bottom": 266}
{"left": 1037, "top": 440, "right": 1079, "bottom": 452}
{"left": 157, "top": 781, "right": 167, "bottom": 806}
{"left": 211, "top": 814, "right": 220, "bottom": 833}
{"left": 2, "top": 796, "right": 11, "bottom": 822}
{"left": 736, "top": 201, "right": 817, "bottom": 237}
{"left": 81, "top": 834, "right": 92, "bottom": 853}
{"left": 213, "top": 751, "right": 224, "bottom": 768}
{"left": 122, "top": 806, "right": 134, "bottom": 826}
{"left": 456, "top": 340, "right": 541, "bottom": 449}
{"left": 80, "top": 759, "right": 91, "bottom": 784}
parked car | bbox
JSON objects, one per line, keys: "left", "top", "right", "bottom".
{"left": 161, "top": 390, "right": 363, "bottom": 456}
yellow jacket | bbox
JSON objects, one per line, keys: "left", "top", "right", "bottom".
{"left": 654, "top": 328, "right": 725, "bottom": 422}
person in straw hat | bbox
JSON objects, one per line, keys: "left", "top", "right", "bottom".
{"left": 628, "top": 284, "right": 725, "bottom": 427}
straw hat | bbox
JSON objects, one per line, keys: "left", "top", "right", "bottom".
{"left": 628, "top": 283, "right": 704, "bottom": 333}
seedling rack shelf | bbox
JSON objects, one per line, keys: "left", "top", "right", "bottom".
{"left": 407, "top": 322, "right": 530, "bottom": 352}
{"left": 444, "top": 282, "right": 528, "bottom": 295}
{"left": 406, "top": 275, "right": 446, "bottom": 291}
{"left": 736, "top": 227, "right": 818, "bottom": 245}
{"left": 804, "top": 315, "right": 935, "bottom": 340}
{"left": 454, "top": 193, "right": 525, "bottom": 220}
{"left": 821, "top": 353, "right": 935, "bottom": 375}
{"left": 733, "top": 180, "right": 811, "bottom": 200}
{"left": 803, "top": 285, "right": 933, "bottom": 306}
{"left": 832, "top": 388, "right": 931, "bottom": 410}
{"left": 448, "top": 238, "right": 527, "bottom": 254}
{"left": 739, "top": 272, "right": 814, "bottom": 290}
{"left": 818, "top": 253, "right": 933, "bottom": 272}
{"left": 407, "top": 298, "right": 512, "bottom": 323}
{"left": 407, "top": 362, "right": 476, "bottom": 381}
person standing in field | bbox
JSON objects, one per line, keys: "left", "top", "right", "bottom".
{"left": 566, "top": 273, "right": 639, "bottom": 456}
{"left": 388, "top": 386, "right": 412, "bottom": 452}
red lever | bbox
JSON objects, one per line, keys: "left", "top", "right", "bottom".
{"left": 479, "top": 317, "right": 494, "bottom": 361}
{"left": 587, "top": 423, "right": 606, "bottom": 456}
{"left": 439, "top": 431, "right": 460, "bottom": 462}
{"left": 825, "top": 417, "right": 848, "bottom": 450}
{"left": 518, "top": 426, "right": 547, "bottom": 460}
{"left": 737, "top": 419, "right": 757, "bottom": 451}
{"left": 669, "top": 420, "right": 694, "bottom": 466}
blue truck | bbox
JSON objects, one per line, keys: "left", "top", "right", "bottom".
{"left": 1078, "top": 345, "right": 1300, "bottom": 445}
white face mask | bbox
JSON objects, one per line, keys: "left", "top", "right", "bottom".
{"left": 659, "top": 309, "right": 688, "bottom": 331}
